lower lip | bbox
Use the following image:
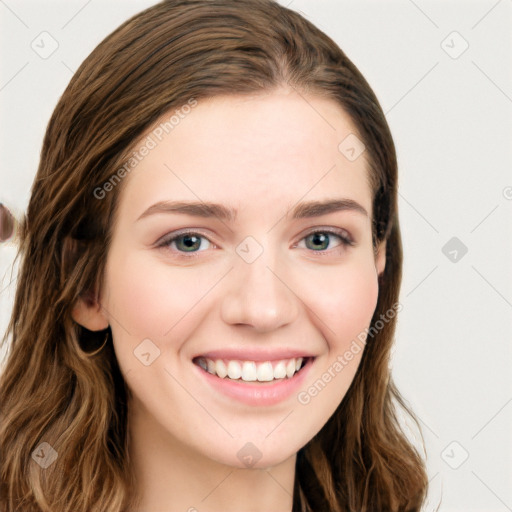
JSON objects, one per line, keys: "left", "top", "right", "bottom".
{"left": 193, "top": 358, "right": 315, "bottom": 406}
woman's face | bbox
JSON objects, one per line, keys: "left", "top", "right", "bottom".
{"left": 91, "top": 88, "right": 385, "bottom": 469}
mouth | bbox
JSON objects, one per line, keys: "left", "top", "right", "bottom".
{"left": 192, "top": 355, "right": 311, "bottom": 383}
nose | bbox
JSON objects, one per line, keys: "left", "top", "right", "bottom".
{"left": 220, "top": 243, "right": 300, "bottom": 332}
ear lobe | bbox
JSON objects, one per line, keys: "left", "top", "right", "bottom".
{"left": 71, "top": 295, "right": 109, "bottom": 331}
{"left": 376, "top": 240, "right": 386, "bottom": 277}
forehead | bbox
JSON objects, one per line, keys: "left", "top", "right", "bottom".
{"left": 115, "top": 89, "right": 372, "bottom": 223}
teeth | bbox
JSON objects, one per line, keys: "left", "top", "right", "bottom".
{"left": 286, "top": 359, "right": 295, "bottom": 378}
{"left": 207, "top": 359, "right": 216, "bottom": 375}
{"left": 257, "top": 362, "right": 274, "bottom": 382}
{"left": 241, "top": 361, "right": 257, "bottom": 381}
{"left": 216, "top": 360, "right": 228, "bottom": 379}
{"left": 273, "top": 361, "right": 287, "bottom": 379}
{"left": 227, "top": 360, "right": 242, "bottom": 380}
{"left": 196, "top": 356, "right": 307, "bottom": 382}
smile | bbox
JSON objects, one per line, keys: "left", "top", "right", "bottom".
{"left": 193, "top": 356, "right": 309, "bottom": 382}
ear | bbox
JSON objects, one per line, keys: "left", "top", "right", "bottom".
{"left": 375, "top": 240, "right": 386, "bottom": 277}
{"left": 71, "top": 292, "right": 109, "bottom": 331}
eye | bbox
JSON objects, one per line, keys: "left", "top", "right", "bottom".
{"left": 296, "top": 228, "right": 354, "bottom": 254}
{"left": 155, "top": 227, "right": 354, "bottom": 258}
{"left": 156, "top": 230, "right": 213, "bottom": 255}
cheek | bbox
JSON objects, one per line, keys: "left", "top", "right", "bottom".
{"left": 104, "top": 250, "right": 216, "bottom": 348}
{"left": 293, "top": 260, "right": 379, "bottom": 419}
{"left": 299, "top": 259, "right": 379, "bottom": 346}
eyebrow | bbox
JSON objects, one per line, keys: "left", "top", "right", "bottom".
{"left": 136, "top": 198, "right": 369, "bottom": 222}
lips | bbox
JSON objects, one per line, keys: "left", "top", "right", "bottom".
{"left": 195, "top": 348, "right": 316, "bottom": 362}
{"left": 192, "top": 354, "right": 315, "bottom": 406}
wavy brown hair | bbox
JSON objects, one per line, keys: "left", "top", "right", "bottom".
{"left": 0, "top": 0, "right": 429, "bottom": 510}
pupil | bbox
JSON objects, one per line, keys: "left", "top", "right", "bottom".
{"left": 181, "top": 235, "right": 199, "bottom": 251}
{"left": 310, "top": 233, "right": 328, "bottom": 250}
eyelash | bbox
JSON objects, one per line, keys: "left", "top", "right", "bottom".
{"left": 156, "top": 228, "right": 355, "bottom": 259}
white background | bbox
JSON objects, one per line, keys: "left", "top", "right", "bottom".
{"left": 1, "top": 1, "right": 511, "bottom": 511}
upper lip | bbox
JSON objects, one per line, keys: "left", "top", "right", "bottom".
{"left": 193, "top": 348, "right": 316, "bottom": 362}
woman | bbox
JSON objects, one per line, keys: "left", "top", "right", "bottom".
{"left": 0, "top": 0, "right": 429, "bottom": 510}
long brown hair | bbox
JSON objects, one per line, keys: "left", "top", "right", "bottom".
{"left": 0, "top": 0, "right": 428, "bottom": 510}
